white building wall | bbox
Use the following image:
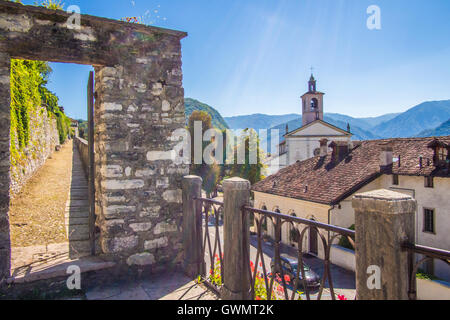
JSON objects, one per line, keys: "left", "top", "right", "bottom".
{"left": 286, "top": 136, "right": 349, "bottom": 165}
{"left": 331, "top": 174, "right": 450, "bottom": 281}
{"left": 254, "top": 174, "right": 450, "bottom": 281}
{"left": 253, "top": 191, "right": 331, "bottom": 258}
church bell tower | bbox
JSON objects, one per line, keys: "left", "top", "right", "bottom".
{"left": 301, "top": 74, "right": 324, "bottom": 126}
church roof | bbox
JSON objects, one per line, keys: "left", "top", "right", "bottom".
{"left": 284, "top": 119, "right": 352, "bottom": 138}
{"left": 301, "top": 91, "right": 325, "bottom": 97}
{"left": 252, "top": 136, "right": 450, "bottom": 205}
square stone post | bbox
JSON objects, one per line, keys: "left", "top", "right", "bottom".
{"left": 222, "top": 177, "right": 251, "bottom": 300}
{"left": 182, "top": 175, "right": 204, "bottom": 277}
{"left": 0, "top": 52, "right": 11, "bottom": 284}
{"left": 352, "top": 189, "right": 416, "bottom": 300}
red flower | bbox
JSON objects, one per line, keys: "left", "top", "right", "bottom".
{"left": 338, "top": 295, "right": 348, "bottom": 300}
{"left": 284, "top": 275, "right": 291, "bottom": 283}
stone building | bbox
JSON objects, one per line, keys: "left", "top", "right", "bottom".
{"left": 0, "top": 1, "right": 188, "bottom": 281}
{"left": 266, "top": 74, "right": 352, "bottom": 175}
{"left": 253, "top": 136, "right": 450, "bottom": 281}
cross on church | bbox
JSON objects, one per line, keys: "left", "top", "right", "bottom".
{"left": 310, "top": 66, "right": 314, "bottom": 74}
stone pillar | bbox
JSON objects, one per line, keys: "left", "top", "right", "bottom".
{"left": 92, "top": 34, "right": 188, "bottom": 269}
{"left": 0, "top": 52, "right": 11, "bottom": 283}
{"left": 352, "top": 189, "right": 416, "bottom": 300}
{"left": 222, "top": 177, "right": 251, "bottom": 300}
{"left": 182, "top": 175, "right": 204, "bottom": 277}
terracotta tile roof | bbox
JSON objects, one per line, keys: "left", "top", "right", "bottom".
{"left": 252, "top": 136, "right": 450, "bottom": 205}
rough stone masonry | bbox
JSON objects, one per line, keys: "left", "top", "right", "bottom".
{"left": 0, "top": 0, "right": 188, "bottom": 280}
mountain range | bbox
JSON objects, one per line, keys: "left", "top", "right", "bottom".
{"left": 417, "top": 118, "right": 450, "bottom": 137}
{"left": 185, "top": 98, "right": 450, "bottom": 150}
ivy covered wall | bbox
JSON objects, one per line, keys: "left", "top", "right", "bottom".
{"left": 10, "top": 59, "right": 72, "bottom": 195}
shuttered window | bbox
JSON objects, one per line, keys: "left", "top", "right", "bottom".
{"left": 423, "top": 209, "right": 435, "bottom": 233}
{"left": 425, "top": 176, "right": 434, "bottom": 188}
{"left": 392, "top": 174, "right": 399, "bottom": 185}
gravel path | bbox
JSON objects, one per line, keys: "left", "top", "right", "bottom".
{"left": 9, "top": 140, "right": 73, "bottom": 247}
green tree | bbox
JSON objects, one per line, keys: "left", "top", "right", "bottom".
{"left": 230, "top": 129, "right": 266, "bottom": 185}
{"left": 188, "top": 111, "right": 221, "bottom": 196}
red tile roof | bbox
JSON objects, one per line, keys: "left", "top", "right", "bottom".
{"left": 252, "top": 136, "right": 450, "bottom": 205}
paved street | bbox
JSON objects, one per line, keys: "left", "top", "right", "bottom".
{"left": 204, "top": 219, "right": 356, "bottom": 300}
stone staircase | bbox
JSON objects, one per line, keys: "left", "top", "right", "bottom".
{"left": 65, "top": 144, "right": 91, "bottom": 258}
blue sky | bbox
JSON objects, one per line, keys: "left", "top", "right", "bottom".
{"left": 21, "top": 0, "right": 450, "bottom": 120}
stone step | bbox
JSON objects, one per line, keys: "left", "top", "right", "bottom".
{"left": 70, "top": 185, "right": 89, "bottom": 189}
{"left": 70, "top": 195, "right": 89, "bottom": 201}
{"left": 69, "top": 191, "right": 89, "bottom": 195}
{"left": 68, "top": 240, "right": 92, "bottom": 257}
{"left": 68, "top": 199, "right": 89, "bottom": 207}
{"left": 66, "top": 224, "right": 90, "bottom": 241}
{"left": 7, "top": 256, "right": 116, "bottom": 284}
{"left": 65, "top": 210, "right": 89, "bottom": 218}
{"left": 65, "top": 204, "right": 89, "bottom": 210}
{"left": 65, "top": 217, "right": 89, "bottom": 226}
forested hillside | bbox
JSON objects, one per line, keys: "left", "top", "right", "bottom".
{"left": 417, "top": 119, "right": 450, "bottom": 137}
{"left": 185, "top": 98, "right": 229, "bottom": 130}
{"left": 372, "top": 100, "right": 450, "bottom": 138}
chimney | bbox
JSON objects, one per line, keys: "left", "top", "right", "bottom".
{"left": 319, "top": 139, "right": 328, "bottom": 157}
{"left": 380, "top": 142, "right": 393, "bottom": 170}
{"left": 329, "top": 141, "right": 350, "bottom": 163}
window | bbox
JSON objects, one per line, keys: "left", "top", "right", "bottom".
{"left": 437, "top": 147, "right": 448, "bottom": 162}
{"left": 310, "top": 98, "right": 318, "bottom": 111}
{"left": 392, "top": 174, "right": 399, "bottom": 185}
{"left": 425, "top": 176, "right": 434, "bottom": 188}
{"left": 423, "top": 208, "right": 435, "bottom": 233}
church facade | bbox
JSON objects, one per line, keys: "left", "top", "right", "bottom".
{"left": 266, "top": 75, "right": 352, "bottom": 175}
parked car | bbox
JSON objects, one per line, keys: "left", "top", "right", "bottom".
{"left": 270, "top": 254, "right": 320, "bottom": 288}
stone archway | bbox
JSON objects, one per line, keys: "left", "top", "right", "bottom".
{"left": 0, "top": 1, "right": 187, "bottom": 281}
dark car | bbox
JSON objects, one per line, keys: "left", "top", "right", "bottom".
{"left": 270, "top": 254, "right": 320, "bottom": 288}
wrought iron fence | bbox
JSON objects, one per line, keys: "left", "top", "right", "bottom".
{"left": 242, "top": 206, "right": 355, "bottom": 300}
{"left": 402, "top": 243, "right": 450, "bottom": 300}
{"left": 195, "top": 197, "right": 224, "bottom": 295}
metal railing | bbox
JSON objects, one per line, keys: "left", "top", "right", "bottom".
{"left": 402, "top": 243, "right": 450, "bottom": 300}
{"left": 242, "top": 206, "right": 355, "bottom": 300}
{"left": 196, "top": 197, "right": 224, "bottom": 295}
{"left": 183, "top": 176, "right": 444, "bottom": 300}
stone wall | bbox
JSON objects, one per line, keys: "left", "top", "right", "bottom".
{"left": 10, "top": 105, "right": 59, "bottom": 195}
{"left": 0, "top": 51, "right": 11, "bottom": 283}
{"left": 0, "top": 0, "right": 188, "bottom": 280}
{"left": 74, "top": 136, "right": 88, "bottom": 177}
{"left": 93, "top": 50, "right": 189, "bottom": 269}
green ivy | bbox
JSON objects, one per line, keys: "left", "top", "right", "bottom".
{"left": 10, "top": 59, "right": 71, "bottom": 167}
